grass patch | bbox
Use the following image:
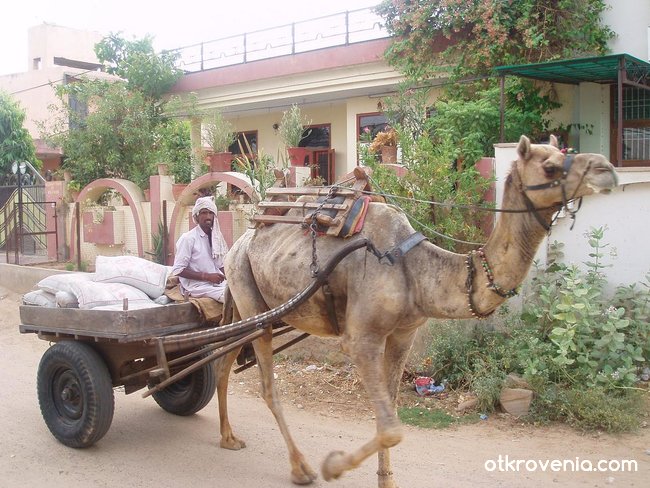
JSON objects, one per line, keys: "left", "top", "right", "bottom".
{"left": 398, "top": 406, "right": 480, "bottom": 429}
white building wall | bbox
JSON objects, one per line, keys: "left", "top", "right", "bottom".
{"left": 0, "top": 67, "right": 73, "bottom": 135}
{"left": 27, "top": 23, "right": 103, "bottom": 71}
{"left": 604, "top": 0, "right": 650, "bottom": 60}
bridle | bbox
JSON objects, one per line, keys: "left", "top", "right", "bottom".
{"left": 466, "top": 154, "right": 592, "bottom": 318}
{"left": 519, "top": 154, "right": 590, "bottom": 232}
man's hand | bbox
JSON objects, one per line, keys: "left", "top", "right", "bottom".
{"left": 203, "top": 271, "right": 225, "bottom": 284}
{"left": 178, "top": 268, "right": 225, "bottom": 284}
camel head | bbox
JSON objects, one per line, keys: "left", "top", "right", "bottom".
{"left": 514, "top": 135, "right": 618, "bottom": 209}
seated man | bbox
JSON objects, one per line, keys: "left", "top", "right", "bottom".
{"left": 172, "top": 196, "right": 228, "bottom": 303}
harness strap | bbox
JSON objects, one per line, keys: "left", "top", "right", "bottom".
{"left": 524, "top": 155, "right": 574, "bottom": 191}
{"left": 374, "top": 232, "right": 428, "bottom": 266}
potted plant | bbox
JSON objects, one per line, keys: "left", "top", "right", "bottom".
{"left": 278, "top": 104, "right": 311, "bottom": 167}
{"left": 67, "top": 180, "right": 82, "bottom": 201}
{"left": 369, "top": 127, "right": 398, "bottom": 164}
{"left": 203, "top": 110, "right": 236, "bottom": 172}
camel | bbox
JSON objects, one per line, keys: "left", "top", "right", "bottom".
{"left": 217, "top": 135, "right": 618, "bottom": 487}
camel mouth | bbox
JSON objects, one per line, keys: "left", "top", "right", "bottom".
{"left": 586, "top": 182, "right": 616, "bottom": 194}
{"left": 585, "top": 166, "right": 618, "bottom": 194}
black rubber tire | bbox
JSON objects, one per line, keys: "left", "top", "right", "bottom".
{"left": 151, "top": 357, "right": 217, "bottom": 416}
{"left": 37, "top": 341, "right": 115, "bottom": 448}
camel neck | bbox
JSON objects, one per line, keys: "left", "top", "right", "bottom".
{"left": 412, "top": 165, "right": 554, "bottom": 319}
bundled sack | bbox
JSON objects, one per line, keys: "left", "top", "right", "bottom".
{"left": 55, "top": 290, "right": 79, "bottom": 308}
{"left": 68, "top": 281, "right": 155, "bottom": 310}
{"left": 94, "top": 255, "right": 169, "bottom": 299}
{"left": 23, "top": 290, "right": 56, "bottom": 308}
{"left": 37, "top": 272, "right": 95, "bottom": 295}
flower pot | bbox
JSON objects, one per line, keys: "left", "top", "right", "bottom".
{"left": 287, "top": 147, "right": 310, "bottom": 167}
{"left": 381, "top": 145, "right": 397, "bottom": 164}
{"left": 172, "top": 183, "right": 188, "bottom": 201}
{"left": 208, "top": 152, "right": 233, "bottom": 172}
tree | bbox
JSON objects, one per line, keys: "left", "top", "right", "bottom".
{"left": 375, "top": 1, "right": 615, "bottom": 158}
{"left": 94, "top": 33, "right": 182, "bottom": 101}
{"left": 0, "top": 90, "right": 39, "bottom": 176}
{"left": 377, "top": 0, "right": 614, "bottom": 80}
{"left": 42, "top": 34, "right": 191, "bottom": 189}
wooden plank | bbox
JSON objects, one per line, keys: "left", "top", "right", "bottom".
{"left": 18, "top": 302, "right": 202, "bottom": 341}
{"left": 266, "top": 187, "right": 356, "bottom": 196}
{"left": 257, "top": 201, "right": 348, "bottom": 210}
{"left": 251, "top": 215, "right": 306, "bottom": 224}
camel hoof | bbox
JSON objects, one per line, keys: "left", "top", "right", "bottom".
{"left": 321, "top": 450, "right": 347, "bottom": 481}
{"left": 291, "top": 461, "right": 318, "bottom": 485}
{"left": 220, "top": 436, "right": 246, "bottom": 450}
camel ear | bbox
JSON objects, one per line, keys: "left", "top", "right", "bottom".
{"left": 517, "top": 135, "right": 531, "bottom": 160}
{"left": 549, "top": 134, "right": 559, "bottom": 148}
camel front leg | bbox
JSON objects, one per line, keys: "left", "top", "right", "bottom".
{"left": 375, "top": 327, "right": 419, "bottom": 488}
{"left": 254, "top": 327, "right": 318, "bottom": 485}
{"left": 214, "top": 347, "right": 247, "bottom": 450}
{"left": 321, "top": 328, "right": 403, "bottom": 483}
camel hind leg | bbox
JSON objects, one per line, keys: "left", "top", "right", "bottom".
{"left": 226, "top": 249, "right": 317, "bottom": 485}
{"left": 251, "top": 326, "right": 317, "bottom": 485}
{"left": 213, "top": 291, "right": 247, "bottom": 449}
{"left": 214, "top": 346, "right": 247, "bottom": 450}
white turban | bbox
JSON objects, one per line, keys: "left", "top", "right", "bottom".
{"left": 192, "top": 196, "right": 228, "bottom": 260}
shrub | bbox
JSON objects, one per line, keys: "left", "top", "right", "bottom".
{"left": 415, "top": 228, "right": 649, "bottom": 431}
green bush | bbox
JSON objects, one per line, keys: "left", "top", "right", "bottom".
{"left": 416, "top": 228, "right": 649, "bottom": 431}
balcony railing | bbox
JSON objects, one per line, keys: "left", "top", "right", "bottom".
{"left": 168, "top": 7, "right": 389, "bottom": 73}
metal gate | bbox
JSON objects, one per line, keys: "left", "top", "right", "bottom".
{"left": 0, "top": 163, "right": 58, "bottom": 265}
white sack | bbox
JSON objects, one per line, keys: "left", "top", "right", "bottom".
{"left": 55, "top": 290, "right": 79, "bottom": 308}
{"left": 23, "top": 290, "right": 56, "bottom": 307}
{"left": 69, "top": 281, "right": 153, "bottom": 310}
{"left": 94, "top": 255, "right": 169, "bottom": 299}
{"left": 37, "top": 272, "right": 95, "bottom": 294}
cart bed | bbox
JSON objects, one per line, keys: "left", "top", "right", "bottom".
{"left": 19, "top": 302, "right": 202, "bottom": 342}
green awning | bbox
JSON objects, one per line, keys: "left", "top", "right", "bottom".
{"left": 494, "top": 53, "right": 650, "bottom": 86}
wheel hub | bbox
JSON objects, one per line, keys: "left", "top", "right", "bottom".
{"left": 54, "top": 370, "right": 83, "bottom": 420}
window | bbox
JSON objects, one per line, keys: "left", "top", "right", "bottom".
{"left": 357, "top": 112, "right": 388, "bottom": 142}
{"left": 611, "top": 86, "right": 650, "bottom": 166}
{"left": 64, "top": 75, "right": 88, "bottom": 131}
{"left": 300, "top": 124, "right": 330, "bottom": 148}
{"left": 33, "top": 58, "right": 41, "bottom": 70}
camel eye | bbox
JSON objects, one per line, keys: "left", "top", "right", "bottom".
{"left": 543, "top": 165, "right": 559, "bottom": 178}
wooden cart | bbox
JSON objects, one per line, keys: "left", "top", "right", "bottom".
{"left": 19, "top": 302, "right": 230, "bottom": 448}
{"left": 19, "top": 221, "right": 378, "bottom": 449}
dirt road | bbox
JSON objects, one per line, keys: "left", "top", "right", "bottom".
{"left": 1, "top": 286, "right": 648, "bottom": 488}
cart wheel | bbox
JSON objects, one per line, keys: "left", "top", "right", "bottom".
{"left": 37, "top": 341, "right": 114, "bottom": 448}
{"left": 151, "top": 358, "right": 216, "bottom": 416}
